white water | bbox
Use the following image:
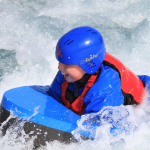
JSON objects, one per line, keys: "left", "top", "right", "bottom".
{"left": 0, "top": 0, "right": 150, "bottom": 149}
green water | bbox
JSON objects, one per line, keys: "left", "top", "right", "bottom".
{"left": 0, "top": 49, "right": 18, "bottom": 80}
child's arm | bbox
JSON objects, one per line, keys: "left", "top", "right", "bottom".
{"left": 138, "top": 75, "right": 150, "bottom": 92}
{"left": 84, "top": 66, "right": 124, "bottom": 114}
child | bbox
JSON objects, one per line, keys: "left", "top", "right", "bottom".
{"left": 48, "top": 26, "right": 145, "bottom": 115}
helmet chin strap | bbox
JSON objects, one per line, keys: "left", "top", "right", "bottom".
{"left": 76, "top": 66, "right": 102, "bottom": 88}
{"left": 74, "top": 66, "right": 102, "bottom": 99}
{"left": 76, "top": 73, "right": 91, "bottom": 88}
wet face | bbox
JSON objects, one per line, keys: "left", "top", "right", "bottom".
{"left": 58, "top": 62, "right": 86, "bottom": 82}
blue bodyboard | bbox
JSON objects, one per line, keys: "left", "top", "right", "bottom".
{"left": 1, "top": 86, "right": 80, "bottom": 133}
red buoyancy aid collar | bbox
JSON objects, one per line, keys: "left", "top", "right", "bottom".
{"left": 61, "top": 74, "right": 98, "bottom": 115}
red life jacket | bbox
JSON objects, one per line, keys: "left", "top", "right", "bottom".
{"left": 104, "top": 53, "right": 145, "bottom": 103}
{"left": 61, "top": 53, "right": 145, "bottom": 115}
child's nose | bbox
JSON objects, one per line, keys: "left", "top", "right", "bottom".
{"left": 58, "top": 62, "right": 65, "bottom": 70}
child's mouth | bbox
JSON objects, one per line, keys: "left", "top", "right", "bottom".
{"left": 61, "top": 72, "right": 69, "bottom": 78}
{"left": 64, "top": 74, "right": 69, "bottom": 78}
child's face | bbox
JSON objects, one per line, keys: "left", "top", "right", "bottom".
{"left": 58, "top": 62, "right": 86, "bottom": 82}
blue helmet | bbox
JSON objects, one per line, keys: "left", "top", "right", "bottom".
{"left": 56, "top": 26, "right": 106, "bottom": 74}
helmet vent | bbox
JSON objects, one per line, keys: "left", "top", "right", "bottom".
{"left": 64, "top": 39, "right": 69, "bottom": 45}
{"left": 86, "top": 30, "right": 97, "bottom": 34}
{"left": 86, "top": 61, "right": 96, "bottom": 69}
{"left": 91, "top": 32, "right": 97, "bottom": 34}
{"left": 64, "top": 39, "right": 74, "bottom": 45}
{"left": 67, "top": 40, "right": 73, "bottom": 45}
{"left": 99, "top": 38, "right": 104, "bottom": 44}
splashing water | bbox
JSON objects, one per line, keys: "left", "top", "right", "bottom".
{"left": 0, "top": 0, "right": 150, "bottom": 149}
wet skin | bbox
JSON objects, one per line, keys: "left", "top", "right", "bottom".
{"left": 58, "top": 62, "right": 86, "bottom": 82}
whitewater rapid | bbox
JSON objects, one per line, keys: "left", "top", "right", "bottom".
{"left": 0, "top": 0, "right": 150, "bottom": 149}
